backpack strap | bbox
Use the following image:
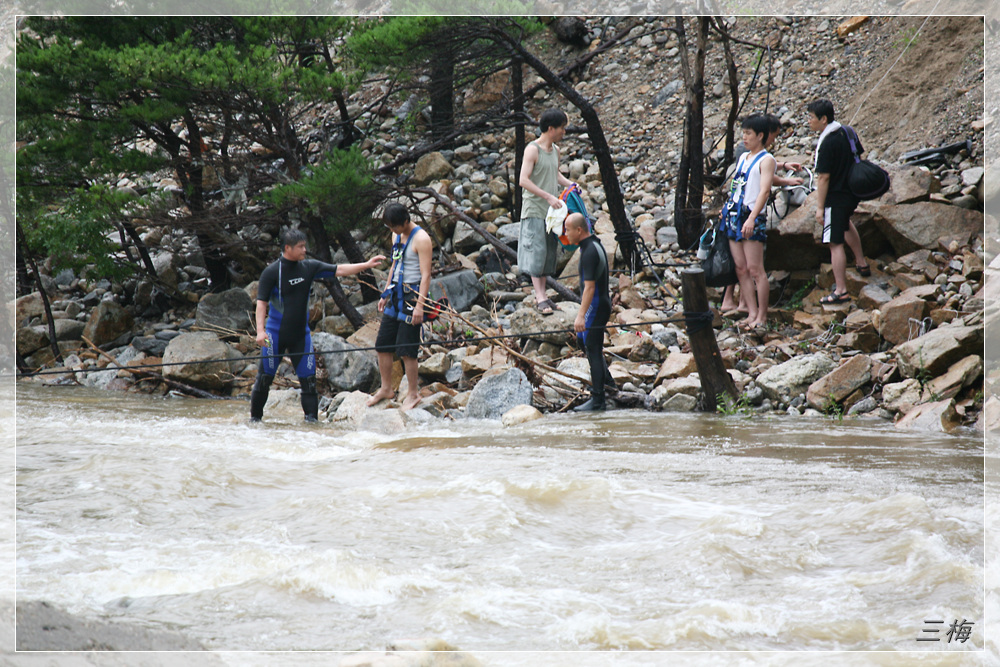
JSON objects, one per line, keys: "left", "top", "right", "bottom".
{"left": 841, "top": 126, "right": 863, "bottom": 164}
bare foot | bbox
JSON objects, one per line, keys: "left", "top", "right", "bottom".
{"left": 400, "top": 393, "right": 421, "bottom": 411}
{"left": 721, "top": 300, "right": 737, "bottom": 311}
{"left": 366, "top": 388, "right": 394, "bottom": 407}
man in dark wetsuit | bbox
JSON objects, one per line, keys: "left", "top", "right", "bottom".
{"left": 566, "top": 213, "right": 617, "bottom": 412}
{"left": 250, "top": 229, "right": 385, "bottom": 423}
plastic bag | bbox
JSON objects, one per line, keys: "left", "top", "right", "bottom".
{"left": 701, "top": 221, "right": 738, "bottom": 287}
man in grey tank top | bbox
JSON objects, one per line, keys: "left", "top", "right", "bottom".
{"left": 518, "top": 108, "right": 575, "bottom": 315}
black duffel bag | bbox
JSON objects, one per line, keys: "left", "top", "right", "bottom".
{"left": 843, "top": 125, "right": 891, "bottom": 201}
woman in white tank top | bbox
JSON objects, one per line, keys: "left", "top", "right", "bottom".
{"left": 726, "top": 114, "right": 775, "bottom": 332}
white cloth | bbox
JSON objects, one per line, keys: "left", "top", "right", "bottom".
{"left": 740, "top": 150, "right": 770, "bottom": 210}
{"left": 814, "top": 121, "right": 842, "bottom": 168}
{"left": 544, "top": 201, "right": 568, "bottom": 233}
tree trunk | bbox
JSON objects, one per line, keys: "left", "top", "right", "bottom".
{"left": 681, "top": 268, "right": 736, "bottom": 412}
{"left": 674, "top": 17, "right": 709, "bottom": 251}
{"left": 428, "top": 48, "right": 455, "bottom": 148}
{"left": 16, "top": 220, "right": 63, "bottom": 364}
{"left": 320, "top": 277, "right": 365, "bottom": 330}
{"left": 718, "top": 18, "right": 740, "bottom": 167}
{"left": 495, "top": 26, "right": 643, "bottom": 272}
{"left": 512, "top": 55, "right": 525, "bottom": 223}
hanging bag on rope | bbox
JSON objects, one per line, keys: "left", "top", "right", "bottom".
{"left": 701, "top": 220, "right": 738, "bottom": 287}
{"left": 842, "top": 125, "right": 891, "bottom": 201}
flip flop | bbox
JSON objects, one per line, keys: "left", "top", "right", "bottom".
{"left": 855, "top": 264, "right": 872, "bottom": 277}
{"left": 820, "top": 291, "right": 851, "bottom": 305}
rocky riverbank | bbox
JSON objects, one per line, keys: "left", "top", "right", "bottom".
{"left": 12, "top": 15, "right": 991, "bottom": 435}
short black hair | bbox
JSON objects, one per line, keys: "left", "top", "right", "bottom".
{"left": 539, "top": 108, "right": 568, "bottom": 133}
{"left": 740, "top": 113, "right": 770, "bottom": 137}
{"left": 765, "top": 113, "right": 782, "bottom": 136}
{"left": 281, "top": 228, "right": 308, "bottom": 249}
{"left": 382, "top": 201, "right": 410, "bottom": 228}
{"left": 807, "top": 99, "right": 835, "bottom": 123}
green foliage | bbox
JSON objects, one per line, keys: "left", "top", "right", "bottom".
{"left": 822, "top": 394, "right": 844, "bottom": 422}
{"left": 717, "top": 392, "right": 754, "bottom": 417}
{"left": 264, "top": 145, "right": 381, "bottom": 236}
{"left": 24, "top": 185, "right": 166, "bottom": 282}
{"left": 892, "top": 26, "right": 920, "bottom": 50}
{"left": 784, "top": 279, "right": 815, "bottom": 310}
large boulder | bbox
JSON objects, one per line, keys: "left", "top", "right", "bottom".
{"left": 878, "top": 294, "right": 930, "bottom": 346}
{"left": 895, "top": 324, "right": 984, "bottom": 379}
{"left": 414, "top": 152, "right": 453, "bottom": 185}
{"left": 764, "top": 191, "right": 889, "bottom": 271}
{"left": 16, "top": 326, "right": 49, "bottom": 356}
{"left": 452, "top": 221, "right": 484, "bottom": 254}
{"left": 83, "top": 301, "right": 134, "bottom": 347}
{"left": 161, "top": 331, "right": 243, "bottom": 390}
{"left": 14, "top": 292, "right": 45, "bottom": 326}
{"left": 429, "top": 269, "right": 484, "bottom": 314}
{"left": 756, "top": 353, "right": 836, "bottom": 402}
{"left": 312, "top": 332, "right": 379, "bottom": 393}
{"left": 895, "top": 399, "right": 961, "bottom": 433}
{"left": 806, "top": 354, "right": 873, "bottom": 410}
{"left": 870, "top": 202, "right": 984, "bottom": 255}
{"left": 196, "top": 287, "right": 255, "bottom": 334}
{"left": 464, "top": 368, "right": 533, "bottom": 419}
{"left": 878, "top": 164, "right": 940, "bottom": 205}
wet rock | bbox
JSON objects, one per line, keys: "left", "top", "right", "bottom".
{"left": 464, "top": 367, "right": 533, "bottom": 419}
{"left": 415, "top": 391, "right": 456, "bottom": 417}
{"left": 330, "top": 391, "right": 376, "bottom": 424}
{"left": 895, "top": 398, "right": 960, "bottom": 433}
{"left": 313, "top": 332, "right": 380, "bottom": 393}
{"left": 16, "top": 600, "right": 206, "bottom": 651}
{"left": 358, "top": 408, "right": 408, "bottom": 434}
{"left": 195, "top": 287, "right": 255, "bottom": 334}
{"left": 921, "top": 354, "right": 982, "bottom": 402}
{"left": 661, "top": 393, "right": 698, "bottom": 412}
{"left": 895, "top": 324, "right": 983, "bottom": 378}
{"left": 806, "top": 354, "right": 872, "bottom": 410}
{"left": 882, "top": 378, "right": 923, "bottom": 415}
{"left": 83, "top": 301, "right": 135, "bottom": 347}
{"left": 847, "top": 396, "right": 878, "bottom": 415}
{"left": 878, "top": 294, "right": 930, "bottom": 346}
{"left": 161, "top": 331, "right": 243, "bottom": 390}
{"left": 501, "top": 403, "right": 543, "bottom": 426}
{"left": 263, "top": 388, "right": 305, "bottom": 419}
{"left": 756, "top": 353, "right": 836, "bottom": 403}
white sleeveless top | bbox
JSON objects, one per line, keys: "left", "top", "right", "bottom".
{"left": 737, "top": 149, "right": 771, "bottom": 209}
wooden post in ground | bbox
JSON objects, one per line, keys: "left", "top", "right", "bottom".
{"left": 681, "top": 268, "right": 737, "bottom": 412}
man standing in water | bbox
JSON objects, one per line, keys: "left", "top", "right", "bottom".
{"left": 518, "top": 108, "right": 575, "bottom": 316}
{"left": 251, "top": 229, "right": 385, "bottom": 423}
{"left": 367, "top": 202, "right": 433, "bottom": 411}
{"left": 566, "top": 213, "right": 616, "bottom": 412}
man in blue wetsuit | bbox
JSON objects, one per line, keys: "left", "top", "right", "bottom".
{"left": 250, "top": 229, "right": 385, "bottom": 423}
{"left": 566, "top": 213, "right": 617, "bottom": 412}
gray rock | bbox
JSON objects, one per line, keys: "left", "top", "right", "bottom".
{"left": 756, "top": 353, "right": 836, "bottom": 402}
{"left": 195, "top": 287, "right": 255, "bottom": 334}
{"left": 83, "top": 301, "right": 135, "bottom": 347}
{"left": 464, "top": 368, "right": 533, "bottom": 419}
{"left": 15, "top": 600, "right": 207, "bottom": 651}
{"left": 161, "top": 332, "right": 243, "bottom": 390}
{"left": 131, "top": 336, "right": 169, "bottom": 357}
{"left": 429, "top": 269, "right": 484, "bottom": 314}
{"left": 895, "top": 324, "right": 983, "bottom": 379}
{"left": 312, "top": 332, "right": 380, "bottom": 393}
{"left": 848, "top": 396, "right": 878, "bottom": 415}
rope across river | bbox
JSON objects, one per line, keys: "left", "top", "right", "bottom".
{"left": 10, "top": 311, "right": 714, "bottom": 380}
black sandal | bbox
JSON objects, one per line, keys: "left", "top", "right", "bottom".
{"left": 820, "top": 291, "right": 851, "bottom": 305}
{"left": 856, "top": 263, "right": 872, "bottom": 277}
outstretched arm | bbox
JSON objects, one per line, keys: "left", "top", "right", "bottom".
{"left": 336, "top": 255, "right": 387, "bottom": 277}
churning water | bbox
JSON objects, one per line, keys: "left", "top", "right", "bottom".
{"left": 10, "top": 382, "right": 987, "bottom": 661}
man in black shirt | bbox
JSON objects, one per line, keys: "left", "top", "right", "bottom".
{"left": 808, "top": 99, "right": 870, "bottom": 305}
{"left": 566, "top": 213, "right": 616, "bottom": 412}
{"left": 250, "top": 229, "right": 385, "bottom": 423}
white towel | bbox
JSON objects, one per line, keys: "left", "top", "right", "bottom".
{"left": 814, "top": 121, "right": 842, "bottom": 168}
{"left": 544, "top": 201, "right": 567, "bottom": 234}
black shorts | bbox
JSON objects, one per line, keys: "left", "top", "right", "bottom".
{"left": 821, "top": 205, "right": 856, "bottom": 245}
{"left": 375, "top": 312, "right": 421, "bottom": 359}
